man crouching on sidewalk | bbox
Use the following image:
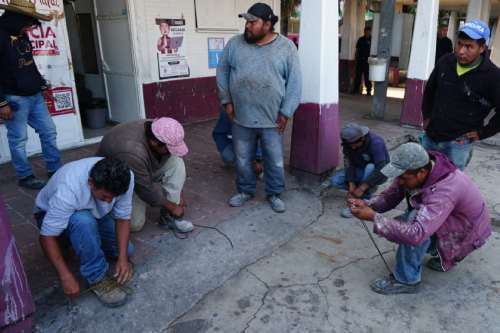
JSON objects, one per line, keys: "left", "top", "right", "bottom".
{"left": 35, "top": 157, "right": 135, "bottom": 307}
{"left": 349, "top": 143, "right": 491, "bottom": 295}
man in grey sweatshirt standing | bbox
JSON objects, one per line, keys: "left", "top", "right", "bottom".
{"left": 216, "top": 3, "right": 302, "bottom": 213}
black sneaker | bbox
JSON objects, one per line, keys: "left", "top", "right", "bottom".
{"left": 18, "top": 175, "right": 46, "bottom": 190}
{"left": 370, "top": 275, "right": 420, "bottom": 295}
{"left": 426, "top": 257, "right": 445, "bottom": 272}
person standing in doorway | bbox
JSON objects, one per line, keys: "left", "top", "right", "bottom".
{"left": 216, "top": 3, "right": 302, "bottom": 213}
{"left": 352, "top": 27, "right": 372, "bottom": 96}
{"left": 0, "top": 1, "right": 61, "bottom": 189}
{"left": 435, "top": 23, "right": 453, "bottom": 65}
{"left": 422, "top": 20, "right": 500, "bottom": 170}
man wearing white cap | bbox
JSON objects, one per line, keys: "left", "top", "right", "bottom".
{"left": 98, "top": 118, "right": 193, "bottom": 234}
{"left": 348, "top": 143, "right": 491, "bottom": 295}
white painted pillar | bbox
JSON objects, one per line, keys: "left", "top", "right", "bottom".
{"left": 340, "top": 0, "right": 358, "bottom": 60}
{"left": 448, "top": 11, "right": 458, "bottom": 46}
{"left": 491, "top": 20, "right": 500, "bottom": 66}
{"left": 339, "top": 0, "right": 365, "bottom": 92}
{"left": 357, "top": 0, "right": 366, "bottom": 38}
{"left": 400, "top": 0, "right": 439, "bottom": 127}
{"left": 467, "top": 0, "right": 491, "bottom": 22}
{"left": 298, "top": 0, "right": 338, "bottom": 107}
{"left": 290, "top": 0, "right": 340, "bottom": 174}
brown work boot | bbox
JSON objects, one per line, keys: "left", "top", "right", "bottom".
{"left": 91, "top": 276, "right": 129, "bottom": 308}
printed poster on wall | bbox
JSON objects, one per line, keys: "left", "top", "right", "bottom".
{"left": 207, "top": 37, "right": 224, "bottom": 69}
{"left": 156, "top": 18, "right": 190, "bottom": 79}
{"left": 0, "top": 0, "right": 76, "bottom": 116}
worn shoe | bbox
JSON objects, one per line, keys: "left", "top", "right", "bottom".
{"left": 159, "top": 210, "right": 194, "bottom": 233}
{"left": 18, "top": 175, "right": 46, "bottom": 190}
{"left": 426, "top": 257, "right": 445, "bottom": 272}
{"left": 317, "top": 179, "right": 332, "bottom": 194}
{"left": 340, "top": 207, "right": 353, "bottom": 218}
{"left": 370, "top": 275, "right": 420, "bottom": 295}
{"left": 229, "top": 193, "right": 253, "bottom": 207}
{"left": 268, "top": 195, "right": 286, "bottom": 213}
{"left": 91, "top": 276, "right": 129, "bottom": 308}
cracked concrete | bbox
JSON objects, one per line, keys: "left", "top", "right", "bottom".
{"left": 34, "top": 186, "right": 323, "bottom": 333}
{"left": 9, "top": 95, "right": 500, "bottom": 332}
{"left": 170, "top": 194, "right": 500, "bottom": 332}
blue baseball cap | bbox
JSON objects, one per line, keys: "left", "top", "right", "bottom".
{"left": 459, "top": 20, "right": 490, "bottom": 42}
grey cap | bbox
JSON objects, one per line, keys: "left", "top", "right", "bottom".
{"left": 381, "top": 143, "right": 430, "bottom": 178}
{"left": 341, "top": 123, "right": 369, "bottom": 143}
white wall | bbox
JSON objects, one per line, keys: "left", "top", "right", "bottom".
{"left": 129, "top": 0, "right": 280, "bottom": 85}
{"left": 491, "top": 20, "right": 500, "bottom": 66}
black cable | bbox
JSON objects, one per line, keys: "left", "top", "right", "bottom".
{"left": 357, "top": 218, "right": 393, "bottom": 275}
{"left": 193, "top": 223, "right": 234, "bottom": 249}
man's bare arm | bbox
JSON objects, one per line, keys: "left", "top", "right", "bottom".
{"left": 39, "top": 235, "right": 80, "bottom": 298}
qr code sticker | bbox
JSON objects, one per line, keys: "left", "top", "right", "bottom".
{"left": 53, "top": 91, "right": 74, "bottom": 112}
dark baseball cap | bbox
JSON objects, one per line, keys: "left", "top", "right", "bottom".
{"left": 239, "top": 3, "right": 277, "bottom": 22}
{"left": 341, "top": 123, "right": 369, "bottom": 143}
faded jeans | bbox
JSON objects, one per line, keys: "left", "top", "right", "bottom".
{"left": 232, "top": 123, "right": 284, "bottom": 196}
{"left": 212, "top": 111, "right": 262, "bottom": 164}
{"left": 37, "top": 210, "right": 134, "bottom": 284}
{"left": 4, "top": 93, "right": 61, "bottom": 179}
{"left": 330, "top": 163, "right": 375, "bottom": 194}
{"left": 393, "top": 210, "right": 436, "bottom": 285}
{"left": 420, "top": 133, "right": 472, "bottom": 170}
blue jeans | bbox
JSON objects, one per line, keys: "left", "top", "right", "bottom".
{"left": 330, "top": 163, "right": 375, "bottom": 195}
{"left": 37, "top": 210, "right": 134, "bottom": 284}
{"left": 420, "top": 133, "right": 472, "bottom": 171}
{"left": 232, "top": 123, "right": 284, "bottom": 196}
{"left": 4, "top": 93, "right": 61, "bottom": 179}
{"left": 212, "top": 111, "right": 262, "bottom": 164}
{"left": 393, "top": 210, "right": 435, "bottom": 285}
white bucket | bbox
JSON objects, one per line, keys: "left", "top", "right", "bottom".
{"left": 368, "top": 57, "right": 388, "bottom": 82}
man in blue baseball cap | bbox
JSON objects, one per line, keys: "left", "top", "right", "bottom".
{"left": 421, "top": 19, "right": 500, "bottom": 170}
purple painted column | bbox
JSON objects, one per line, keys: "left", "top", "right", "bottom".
{"left": 0, "top": 195, "right": 34, "bottom": 333}
{"left": 290, "top": 0, "right": 340, "bottom": 175}
{"left": 400, "top": 0, "right": 438, "bottom": 127}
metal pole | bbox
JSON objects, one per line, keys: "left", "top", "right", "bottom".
{"left": 371, "top": 0, "right": 396, "bottom": 120}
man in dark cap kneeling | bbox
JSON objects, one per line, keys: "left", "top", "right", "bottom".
{"left": 328, "top": 123, "right": 389, "bottom": 218}
{"left": 349, "top": 143, "right": 491, "bottom": 295}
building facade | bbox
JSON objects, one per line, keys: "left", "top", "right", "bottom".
{"left": 0, "top": 0, "right": 280, "bottom": 163}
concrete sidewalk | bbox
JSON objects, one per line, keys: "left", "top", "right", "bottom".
{"left": 169, "top": 194, "right": 500, "bottom": 333}
{"left": 1, "top": 94, "right": 500, "bottom": 332}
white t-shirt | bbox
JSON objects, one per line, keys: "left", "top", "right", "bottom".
{"left": 35, "top": 157, "right": 135, "bottom": 236}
